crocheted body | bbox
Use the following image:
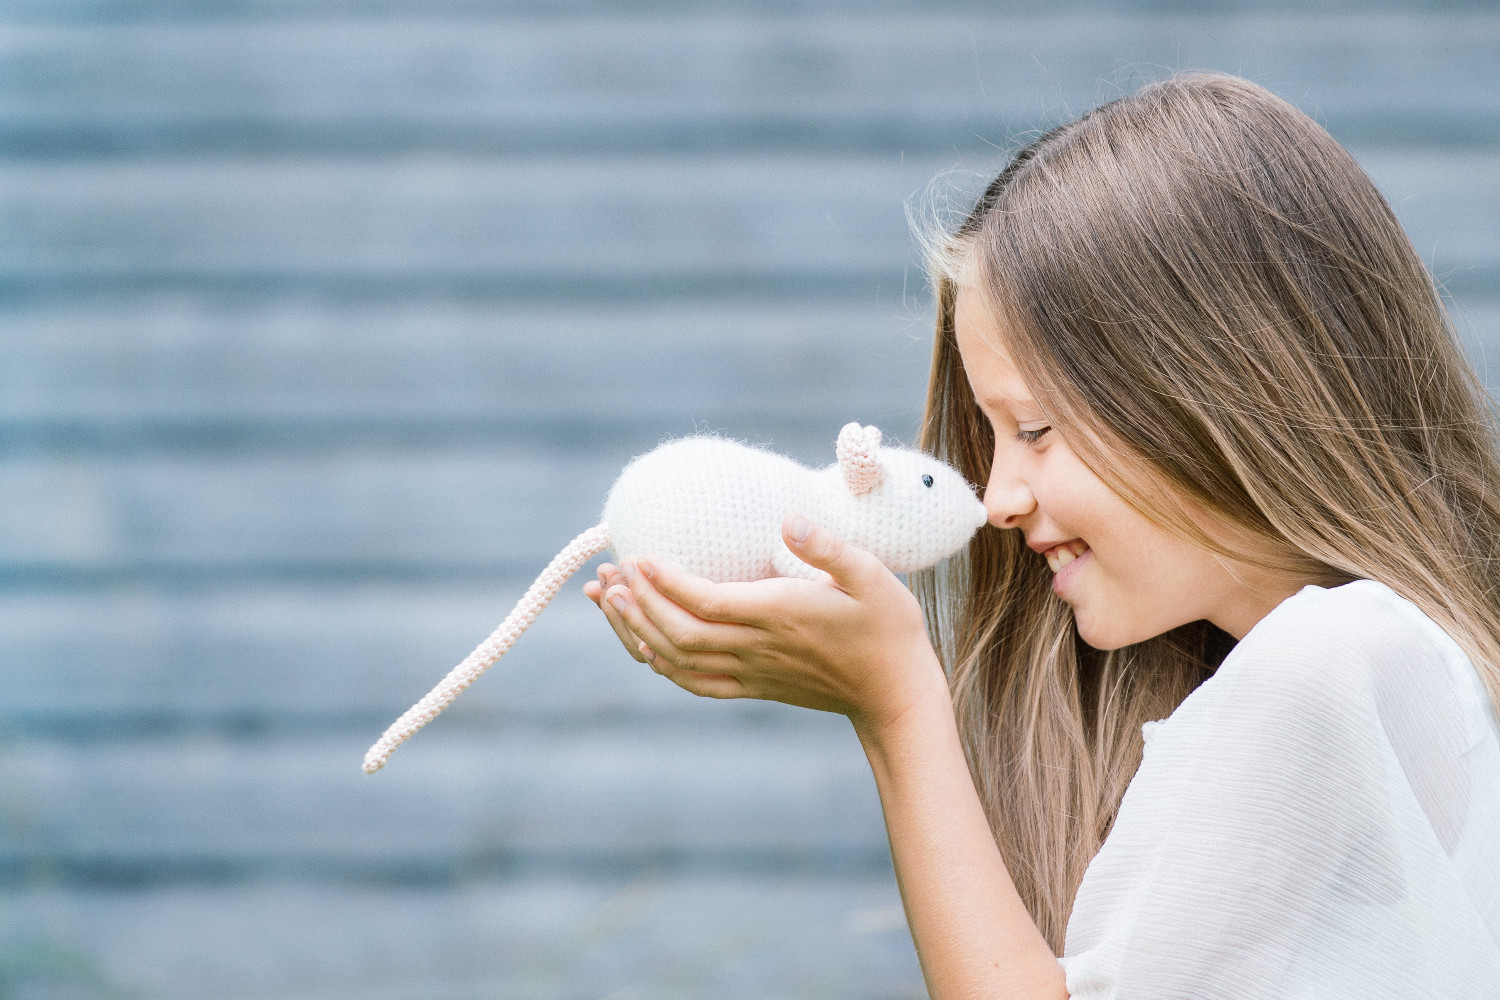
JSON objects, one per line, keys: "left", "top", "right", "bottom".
{"left": 602, "top": 434, "right": 987, "bottom": 580}
{"left": 603, "top": 437, "right": 816, "bottom": 581}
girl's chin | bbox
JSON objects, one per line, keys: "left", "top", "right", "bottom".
{"left": 1074, "top": 605, "right": 1189, "bottom": 651}
{"left": 1074, "top": 623, "right": 1116, "bottom": 651}
{"left": 1071, "top": 607, "right": 1137, "bottom": 651}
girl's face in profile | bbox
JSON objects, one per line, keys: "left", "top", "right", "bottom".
{"left": 954, "top": 288, "right": 1301, "bottom": 648}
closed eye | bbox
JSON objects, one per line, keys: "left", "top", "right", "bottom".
{"left": 1016, "top": 427, "right": 1050, "bottom": 445}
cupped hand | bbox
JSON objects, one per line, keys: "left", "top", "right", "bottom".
{"left": 585, "top": 513, "right": 949, "bottom": 739}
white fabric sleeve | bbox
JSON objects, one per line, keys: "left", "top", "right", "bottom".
{"left": 1059, "top": 582, "right": 1500, "bottom": 1000}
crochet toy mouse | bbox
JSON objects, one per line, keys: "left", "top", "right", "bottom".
{"left": 363, "top": 422, "right": 988, "bottom": 773}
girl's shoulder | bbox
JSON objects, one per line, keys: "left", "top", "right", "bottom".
{"left": 1155, "top": 579, "right": 1498, "bottom": 756}
{"left": 1230, "top": 577, "right": 1462, "bottom": 679}
{"left": 1242, "top": 578, "right": 1453, "bottom": 644}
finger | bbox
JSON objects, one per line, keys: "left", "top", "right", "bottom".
{"left": 780, "top": 513, "right": 887, "bottom": 594}
{"left": 621, "top": 560, "right": 755, "bottom": 652}
{"left": 607, "top": 582, "right": 744, "bottom": 675}
{"left": 630, "top": 555, "right": 772, "bottom": 627}
{"left": 582, "top": 564, "right": 615, "bottom": 605}
{"left": 588, "top": 567, "right": 647, "bottom": 663}
{"left": 584, "top": 563, "right": 618, "bottom": 604}
{"left": 593, "top": 562, "right": 626, "bottom": 597}
{"left": 594, "top": 581, "right": 648, "bottom": 659}
{"left": 639, "top": 645, "right": 749, "bottom": 699}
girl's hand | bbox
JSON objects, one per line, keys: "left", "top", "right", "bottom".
{"left": 593, "top": 513, "right": 948, "bottom": 740}
{"left": 582, "top": 562, "right": 648, "bottom": 663}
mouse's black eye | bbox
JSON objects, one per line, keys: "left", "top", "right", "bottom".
{"left": 922, "top": 474, "right": 934, "bottom": 488}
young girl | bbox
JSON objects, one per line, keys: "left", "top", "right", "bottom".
{"left": 582, "top": 73, "right": 1500, "bottom": 999}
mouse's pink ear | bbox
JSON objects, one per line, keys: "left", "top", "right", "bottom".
{"left": 837, "top": 422, "right": 884, "bottom": 495}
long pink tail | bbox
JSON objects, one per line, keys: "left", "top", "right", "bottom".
{"left": 363, "top": 524, "right": 612, "bottom": 773}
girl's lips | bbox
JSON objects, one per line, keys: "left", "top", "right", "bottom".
{"left": 1052, "top": 546, "right": 1090, "bottom": 596}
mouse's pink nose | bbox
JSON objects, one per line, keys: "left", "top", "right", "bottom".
{"left": 970, "top": 495, "right": 988, "bottom": 529}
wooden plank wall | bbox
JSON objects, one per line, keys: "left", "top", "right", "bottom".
{"left": 1, "top": 3, "right": 1496, "bottom": 998}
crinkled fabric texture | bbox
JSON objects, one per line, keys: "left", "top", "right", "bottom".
{"left": 1060, "top": 580, "right": 1500, "bottom": 999}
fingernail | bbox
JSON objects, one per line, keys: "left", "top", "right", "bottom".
{"left": 608, "top": 593, "right": 626, "bottom": 612}
{"left": 638, "top": 559, "right": 655, "bottom": 580}
{"left": 639, "top": 642, "right": 655, "bottom": 661}
{"left": 621, "top": 559, "right": 637, "bottom": 581}
{"left": 789, "top": 514, "right": 812, "bottom": 544}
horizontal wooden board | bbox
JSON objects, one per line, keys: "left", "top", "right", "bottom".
{"left": 0, "top": 444, "right": 621, "bottom": 573}
{"left": 1, "top": 149, "right": 1494, "bottom": 297}
{"left": 0, "top": 154, "right": 933, "bottom": 295}
{"left": 0, "top": 724, "right": 885, "bottom": 872}
{"left": 5, "top": 0, "right": 1487, "bottom": 21}
{"left": 0, "top": 579, "right": 828, "bottom": 726}
{"left": 0, "top": 875, "right": 921, "bottom": 1000}
{"left": 2, "top": 12, "right": 1497, "bottom": 156}
{"left": 0, "top": 298, "right": 936, "bottom": 441}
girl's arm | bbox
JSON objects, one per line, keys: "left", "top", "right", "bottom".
{"left": 860, "top": 672, "right": 1069, "bottom": 1000}
{"left": 595, "top": 515, "right": 1068, "bottom": 1000}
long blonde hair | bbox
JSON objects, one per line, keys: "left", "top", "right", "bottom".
{"left": 915, "top": 72, "right": 1500, "bottom": 953}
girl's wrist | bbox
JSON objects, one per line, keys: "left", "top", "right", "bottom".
{"left": 851, "top": 650, "right": 955, "bottom": 764}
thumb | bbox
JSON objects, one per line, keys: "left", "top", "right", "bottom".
{"left": 782, "top": 513, "right": 885, "bottom": 591}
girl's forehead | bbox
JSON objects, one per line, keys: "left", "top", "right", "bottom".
{"left": 954, "top": 287, "right": 1038, "bottom": 409}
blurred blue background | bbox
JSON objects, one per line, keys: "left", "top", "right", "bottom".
{"left": 0, "top": 2, "right": 1496, "bottom": 998}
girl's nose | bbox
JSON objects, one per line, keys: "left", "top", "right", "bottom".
{"left": 983, "top": 463, "right": 1035, "bottom": 529}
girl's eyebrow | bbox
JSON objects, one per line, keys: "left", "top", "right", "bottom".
{"left": 981, "top": 392, "right": 1040, "bottom": 410}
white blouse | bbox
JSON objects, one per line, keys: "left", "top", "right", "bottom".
{"left": 1060, "top": 580, "right": 1500, "bottom": 999}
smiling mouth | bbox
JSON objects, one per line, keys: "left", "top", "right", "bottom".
{"left": 1044, "top": 541, "right": 1089, "bottom": 572}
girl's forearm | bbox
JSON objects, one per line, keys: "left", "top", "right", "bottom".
{"left": 856, "top": 667, "right": 1069, "bottom": 1000}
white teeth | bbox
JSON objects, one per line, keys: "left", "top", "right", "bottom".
{"left": 1045, "top": 542, "right": 1088, "bottom": 573}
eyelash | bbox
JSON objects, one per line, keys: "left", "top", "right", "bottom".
{"left": 1016, "top": 426, "right": 1050, "bottom": 445}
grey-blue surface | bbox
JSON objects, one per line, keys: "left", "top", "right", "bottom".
{"left": 1, "top": 4, "right": 1496, "bottom": 999}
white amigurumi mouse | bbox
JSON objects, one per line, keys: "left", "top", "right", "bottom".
{"left": 363, "top": 422, "right": 988, "bottom": 773}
